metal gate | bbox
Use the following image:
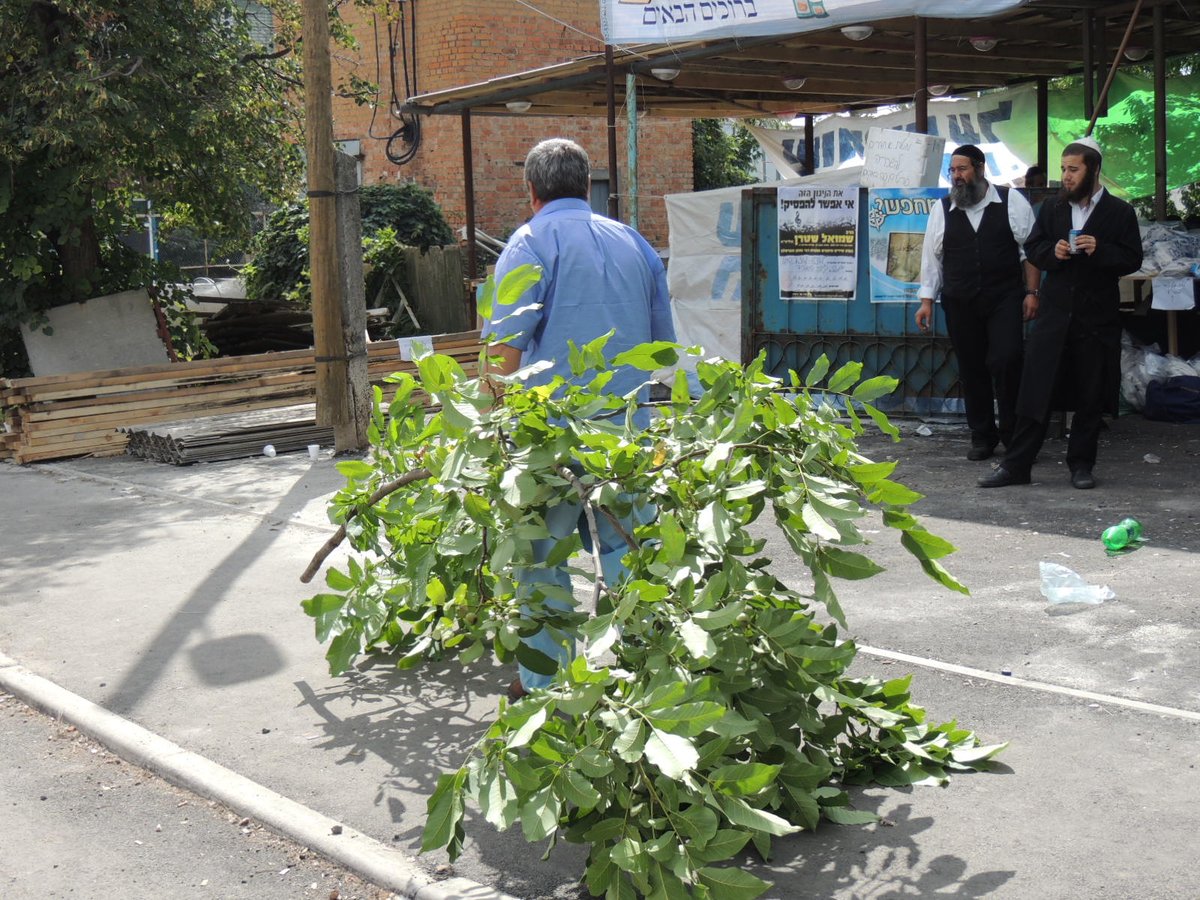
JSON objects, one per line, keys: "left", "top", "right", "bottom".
{"left": 740, "top": 186, "right": 963, "bottom": 416}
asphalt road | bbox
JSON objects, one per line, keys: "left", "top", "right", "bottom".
{"left": 0, "top": 690, "right": 397, "bottom": 900}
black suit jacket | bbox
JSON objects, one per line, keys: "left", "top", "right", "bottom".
{"left": 1018, "top": 190, "right": 1143, "bottom": 419}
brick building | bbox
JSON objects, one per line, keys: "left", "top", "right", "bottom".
{"left": 328, "top": 1, "right": 694, "bottom": 249}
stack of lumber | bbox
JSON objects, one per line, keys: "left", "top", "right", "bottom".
{"left": 122, "top": 405, "right": 333, "bottom": 465}
{"left": 0, "top": 330, "right": 482, "bottom": 465}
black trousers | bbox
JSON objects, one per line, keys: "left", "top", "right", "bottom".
{"left": 1002, "top": 328, "right": 1108, "bottom": 477}
{"left": 942, "top": 292, "right": 1024, "bottom": 448}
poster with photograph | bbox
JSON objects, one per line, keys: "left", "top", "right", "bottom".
{"left": 778, "top": 184, "right": 858, "bottom": 300}
{"left": 866, "top": 187, "right": 945, "bottom": 303}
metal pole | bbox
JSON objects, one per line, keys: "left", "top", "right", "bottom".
{"left": 462, "top": 109, "right": 478, "bottom": 282}
{"left": 605, "top": 45, "right": 620, "bottom": 220}
{"left": 1036, "top": 77, "right": 1048, "bottom": 176}
{"left": 1152, "top": 4, "right": 1167, "bottom": 222}
{"left": 1086, "top": 0, "right": 1144, "bottom": 137}
{"left": 625, "top": 72, "right": 639, "bottom": 229}
{"left": 1094, "top": 14, "right": 1108, "bottom": 118}
{"left": 914, "top": 18, "right": 928, "bottom": 134}
{"left": 803, "top": 115, "right": 815, "bottom": 175}
{"left": 1082, "top": 10, "right": 1095, "bottom": 120}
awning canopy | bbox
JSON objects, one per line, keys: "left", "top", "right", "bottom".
{"left": 405, "top": 1, "right": 1197, "bottom": 119}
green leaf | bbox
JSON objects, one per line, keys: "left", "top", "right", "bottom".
{"left": 862, "top": 401, "right": 901, "bottom": 439}
{"left": 561, "top": 769, "right": 604, "bottom": 811}
{"left": 918, "top": 556, "right": 971, "bottom": 595}
{"left": 335, "top": 459, "right": 375, "bottom": 480}
{"left": 658, "top": 512, "right": 687, "bottom": 563}
{"left": 900, "top": 528, "right": 957, "bottom": 560}
{"left": 508, "top": 706, "right": 549, "bottom": 749}
{"left": 804, "top": 355, "right": 830, "bottom": 387}
{"left": 821, "top": 806, "right": 879, "bottom": 826}
{"left": 827, "top": 360, "right": 863, "bottom": 393}
{"left": 614, "top": 719, "right": 646, "bottom": 762}
{"left": 478, "top": 766, "right": 518, "bottom": 830}
{"left": 717, "top": 796, "right": 801, "bottom": 836}
{"left": 422, "top": 770, "right": 466, "bottom": 852}
{"left": 822, "top": 547, "right": 885, "bottom": 581}
{"left": 697, "top": 866, "right": 771, "bottom": 900}
{"left": 679, "top": 619, "right": 717, "bottom": 660}
{"left": 801, "top": 502, "right": 841, "bottom": 541}
{"left": 611, "top": 341, "right": 680, "bottom": 370}
{"left": 710, "top": 763, "right": 780, "bottom": 797}
{"left": 851, "top": 375, "right": 898, "bottom": 402}
{"left": 644, "top": 729, "right": 698, "bottom": 779}
{"left": 300, "top": 593, "right": 346, "bottom": 642}
{"left": 611, "top": 837, "right": 648, "bottom": 875}
{"left": 520, "top": 784, "right": 560, "bottom": 842}
{"left": 692, "top": 829, "right": 751, "bottom": 863}
{"left": 869, "top": 480, "right": 925, "bottom": 506}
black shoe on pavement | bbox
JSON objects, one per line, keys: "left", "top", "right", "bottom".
{"left": 1071, "top": 468, "right": 1096, "bottom": 490}
{"left": 978, "top": 466, "right": 1031, "bottom": 488}
{"left": 967, "top": 443, "right": 998, "bottom": 461}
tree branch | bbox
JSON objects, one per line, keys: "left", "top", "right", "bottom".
{"left": 300, "top": 466, "right": 432, "bottom": 583}
{"left": 556, "top": 465, "right": 608, "bottom": 612}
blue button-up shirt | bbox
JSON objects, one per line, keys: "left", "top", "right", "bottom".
{"left": 486, "top": 198, "right": 675, "bottom": 427}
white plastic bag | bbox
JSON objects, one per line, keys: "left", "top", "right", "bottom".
{"left": 1038, "top": 561, "right": 1115, "bottom": 605}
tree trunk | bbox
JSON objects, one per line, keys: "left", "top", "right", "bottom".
{"left": 53, "top": 213, "right": 102, "bottom": 303}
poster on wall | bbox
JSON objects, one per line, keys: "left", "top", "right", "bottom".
{"left": 778, "top": 184, "right": 858, "bottom": 300}
{"left": 866, "top": 187, "right": 945, "bottom": 303}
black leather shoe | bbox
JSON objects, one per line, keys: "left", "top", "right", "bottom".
{"left": 967, "top": 443, "right": 997, "bottom": 461}
{"left": 978, "top": 467, "right": 1031, "bottom": 488}
{"left": 1071, "top": 468, "right": 1096, "bottom": 490}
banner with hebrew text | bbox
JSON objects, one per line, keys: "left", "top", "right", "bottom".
{"left": 600, "top": 0, "right": 1024, "bottom": 46}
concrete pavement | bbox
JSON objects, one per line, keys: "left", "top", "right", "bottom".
{"left": 1, "top": 415, "right": 1198, "bottom": 899}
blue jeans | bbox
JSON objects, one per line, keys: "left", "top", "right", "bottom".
{"left": 515, "top": 499, "right": 640, "bottom": 690}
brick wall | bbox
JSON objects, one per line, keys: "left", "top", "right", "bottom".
{"left": 328, "top": 1, "right": 694, "bottom": 248}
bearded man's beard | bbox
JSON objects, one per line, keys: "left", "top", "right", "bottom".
{"left": 950, "top": 177, "right": 987, "bottom": 208}
{"left": 1061, "top": 170, "right": 1098, "bottom": 204}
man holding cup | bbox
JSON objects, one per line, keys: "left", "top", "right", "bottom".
{"left": 979, "top": 137, "right": 1143, "bottom": 490}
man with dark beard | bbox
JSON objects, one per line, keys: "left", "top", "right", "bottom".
{"left": 917, "top": 144, "right": 1041, "bottom": 460}
{"left": 979, "top": 138, "right": 1143, "bottom": 489}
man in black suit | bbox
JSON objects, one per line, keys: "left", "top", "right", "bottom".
{"left": 980, "top": 139, "right": 1144, "bottom": 490}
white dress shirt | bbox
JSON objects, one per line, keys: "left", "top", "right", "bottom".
{"left": 918, "top": 183, "right": 1036, "bottom": 301}
{"left": 1070, "top": 187, "right": 1106, "bottom": 229}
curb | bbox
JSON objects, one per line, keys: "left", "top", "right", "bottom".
{"left": 0, "top": 651, "right": 516, "bottom": 900}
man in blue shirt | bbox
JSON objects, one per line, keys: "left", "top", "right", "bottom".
{"left": 484, "top": 138, "right": 675, "bottom": 699}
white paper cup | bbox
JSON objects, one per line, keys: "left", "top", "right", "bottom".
{"left": 307, "top": 444, "right": 320, "bottom": 460}
{"left": 263, "top": 444, "right": 276, "bottom": 458}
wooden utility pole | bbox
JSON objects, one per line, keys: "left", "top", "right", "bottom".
{"left": 302, "top": 0, "right": 359, "bottom": 450}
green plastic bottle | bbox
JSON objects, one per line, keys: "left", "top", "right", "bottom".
{"left": 1102, "top": 524, "right": 1130, "bottom": 551}
{"left": 1119, "top": 517, "right": 1143, "bottom": 542}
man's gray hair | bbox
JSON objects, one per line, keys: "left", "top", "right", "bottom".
{"left": 525, "top": 139, "right": 590, "bottom": 203}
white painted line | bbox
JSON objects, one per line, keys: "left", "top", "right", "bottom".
{"left": 0, "top": 653, "right": 516, "bottom": 900}
{"left": 859, "top": 644, "right": 1200, "bottom": 723}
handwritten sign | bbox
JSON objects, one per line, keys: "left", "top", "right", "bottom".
{"left": 860, "top": 127, "right": 945, "bottom": 189}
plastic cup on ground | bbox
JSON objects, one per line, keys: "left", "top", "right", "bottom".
{"left": 307, "top": 444, "right": 320, "bottom": 461}
{"left": 263, "top": 444, "right": 276, "bottom": 458}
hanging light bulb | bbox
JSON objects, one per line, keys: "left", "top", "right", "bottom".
{"left": 781, "top": 76, "right": 807, "bottom": 90}
{"left": 840, "top": 24, "right": 873, "bottom": 41}
{"left": 969, "top": 36, "right": 998, "bottom": 52}
{"left": 1123, "top": 46, "right": 1150, "bottom": 61}
{"left": 650, "top": 66, "right": 681, "bottom": 82}
{"left": 505, "top": 100, "right": 532, "bottom": 113}
{"left": 928, "top": 84, "right": 951, "bottom": 97}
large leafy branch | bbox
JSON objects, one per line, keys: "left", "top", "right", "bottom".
{"left": 301, "top": 268, "right": 1002, "bottom": 899}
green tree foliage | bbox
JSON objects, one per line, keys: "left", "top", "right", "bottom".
{"left": 301, "top": 269, "right": 1004, "bottom": 898}
{"left": 0, "top": 0, "right": 304, "bottom": 332}
{"left": 242, "top": 182, "right": 454, "bottom": 310}
{"left": 692, "top": 119, "right": 762, "bottom": 192}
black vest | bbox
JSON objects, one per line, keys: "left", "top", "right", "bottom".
{"left": 941, "top": 186, "right": 1021, "bottom": 302}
